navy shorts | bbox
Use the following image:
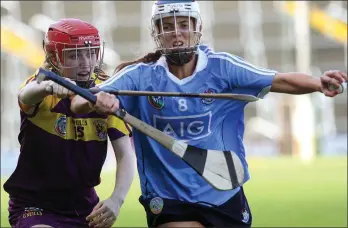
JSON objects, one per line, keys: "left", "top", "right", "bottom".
{"left": 139, "top": 187, "right": 252, "bottom": 227}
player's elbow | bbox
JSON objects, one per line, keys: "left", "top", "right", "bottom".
{"left": 70, "top": 95, "right": 93, "bottom": 114}
{"left": 270, "top": 73, "right": 291, "bottom": 93}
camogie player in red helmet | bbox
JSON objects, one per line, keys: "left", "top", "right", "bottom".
{"left": 3, "top": 18, "right": 135, "bottom": 228}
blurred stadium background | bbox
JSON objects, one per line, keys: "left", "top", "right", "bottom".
{"left": 1, "top": 1, "right": 347, "bottom": 227}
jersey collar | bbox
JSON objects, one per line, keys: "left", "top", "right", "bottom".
{"left": 155, "top": 46, "right": 208, "bottom": 85}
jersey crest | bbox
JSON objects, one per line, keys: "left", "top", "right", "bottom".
{"left": 55, "top": 115, "right": 67, "bottom": 137}
{"left": 148, "top": 96, "right": 165, "bottom": 109}
{"left": 201, "top": 88, "right": 217, "bottom": 105}
{"left": 93, "top": 120, "right": 107, "bottom": 140}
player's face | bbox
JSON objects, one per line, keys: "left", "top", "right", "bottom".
{"left": 60, "top": 48, "right": 98, "bottom": 81}
{"left": 157, "top": 16, "right": 197, "bottom": 50}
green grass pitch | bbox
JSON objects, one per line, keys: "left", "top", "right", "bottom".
{"left": 1, "top": 156, "right": 347, "bottom": 227}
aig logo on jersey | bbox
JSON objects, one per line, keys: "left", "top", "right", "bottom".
{"left": 148, "top": 96, "right": 164, "bottom": 109}
{"left": 201, "top": 88, "right": 217, "bottom": 105}
{"left": 153, "top": 112, "right": 212, "bottom": 141}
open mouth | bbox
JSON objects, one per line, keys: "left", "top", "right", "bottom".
{"left": 77, "top": 71, "right": 90, "bottom": 77}
{"left": 172, "top": 41, "right": 184, "bottom": 48}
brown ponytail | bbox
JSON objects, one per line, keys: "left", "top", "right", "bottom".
{"left": 113, "top": 50, "right": 162, "bottom": 74}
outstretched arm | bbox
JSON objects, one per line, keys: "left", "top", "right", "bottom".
{"left": 224, "top": 55, "right": 346, "bottom": 99}
{"left": 20, "top": 75, "right": 75, "bottom": 114}
{"left": 270, "top": 70, "right": 347, "bottom": 96}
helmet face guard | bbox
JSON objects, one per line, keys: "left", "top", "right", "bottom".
{"left": 60, "top": 44, "right": 102, "bottom": 88}
{"left": 151, "top": 1, "right": 202, "bottom": 66}
{"left": 43, "top": 18, "right": 105, "bottom": 88}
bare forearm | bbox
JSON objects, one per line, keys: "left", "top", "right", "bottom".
{"left": 18, "top": 81, "right": 50, "bottom": 105}
{"left": 71, "top": 89, "right": 120, "bottom": 115}
{"left": 270, "top": 72, "right": 322, "bottom": 94}
{"left": 109, "top": 137, "right": 136, "bottom": 206}
{"left": 70, "top": 95, "right": 94, "bottom": 114}
{"left": 110, "top": 152, "right": 136, "bottom": 205}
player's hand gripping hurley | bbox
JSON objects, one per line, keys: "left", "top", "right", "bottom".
{"left": 35, "top": 68, "right": 246, "bottom": 191}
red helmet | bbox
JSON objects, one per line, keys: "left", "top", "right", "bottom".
{"left": 44, "top": 18, "right": 101, "bottom": 67}
{"left": 43, "top": 18, "right": 104, "bottom": 88}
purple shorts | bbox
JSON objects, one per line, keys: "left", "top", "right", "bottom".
{"left": 9, "top": 207, "right": 89, "bottom": 228}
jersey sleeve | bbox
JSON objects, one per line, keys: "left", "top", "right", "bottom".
{"left": 18, "top": 74, "right": 55, "bottom": 116}
{"left": 107, "top": 114, "right": 132, "bottom": 141}
{"left": 225, "top": 54, "right": 278, "bottom": 98}
{"left": 97, "top": 65, "right": 139, "bottom": 114}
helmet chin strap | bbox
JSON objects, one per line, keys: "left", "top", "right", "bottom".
{"left": 75, "top": 79, "right": 95, "bottom": 88}
{"left": 164, "top": 46, "right": 198, "bottom": 66}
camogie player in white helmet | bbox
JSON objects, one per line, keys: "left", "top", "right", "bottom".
{"left": 71, "top": 1, "right": 347, "bottom": 227}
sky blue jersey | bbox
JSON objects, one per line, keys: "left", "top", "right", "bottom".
{"left": 98, "top": 45, "right": 277, "bottom": 205}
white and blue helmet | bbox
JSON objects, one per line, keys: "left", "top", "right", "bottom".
{"left": 151, "top": 0, "right": 203, "bottom": 65}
